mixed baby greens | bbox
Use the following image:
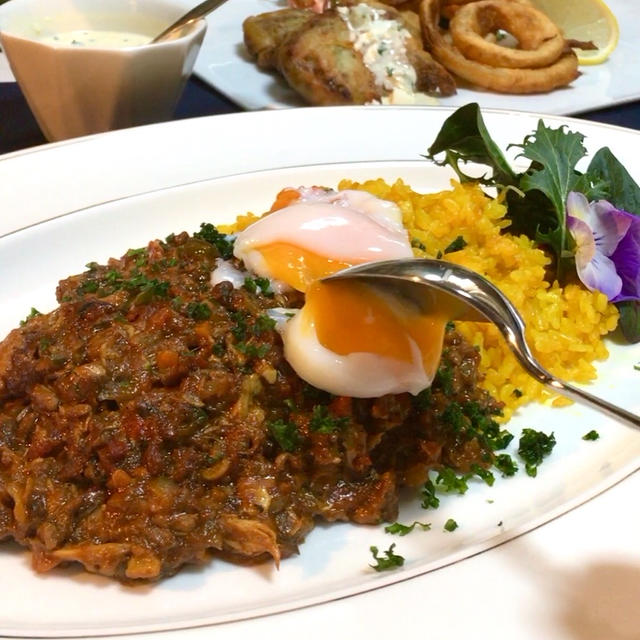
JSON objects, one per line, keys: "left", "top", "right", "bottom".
{"left": 425, "top": 103, "right": 640, "bottom": 343}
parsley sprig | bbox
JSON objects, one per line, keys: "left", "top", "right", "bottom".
{"left": 369, "top": 544, "right": 405, "bottom": 571}
{"left": 518, "top": 428, "right": 556, "bottom": 477}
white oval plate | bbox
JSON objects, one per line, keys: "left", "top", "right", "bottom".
{"left": 1, "top": 157, "right": 640, "bottom": 638}
{"left": 1, "top": 107, "right": 640, "bottom": 639}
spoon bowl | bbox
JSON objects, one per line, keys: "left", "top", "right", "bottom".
{"left": 324, "top": 258, "right": 640, "bottom": 430}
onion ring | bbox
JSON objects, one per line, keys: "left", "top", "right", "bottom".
{"left": 441, "top": 0, "right": 532, "bottom": 19}
{"left": 419, "top": 0, "right": 579, "bottom": 94}
{"left": 449, "top": 0, "right": 565, "bottom": 69}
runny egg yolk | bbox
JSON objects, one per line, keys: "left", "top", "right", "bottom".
{"left": 309, "top": 280, "right": 445, "bottom": 381}
{"left": 281, "top": 279, "right": 447, "bottom": 398}
{"left": 249, "top": 243, "right": 352, "bottom": 293}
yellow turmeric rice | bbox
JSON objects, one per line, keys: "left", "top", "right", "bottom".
{"left": 337, "top": 178, "right": 619, "bottom": 420}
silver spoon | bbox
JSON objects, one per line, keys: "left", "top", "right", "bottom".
{"left": 151, "top": 0, "right": 230, "bottom": 43}
{"left": 324, "top": 258, "right": 640, "bottom": 430}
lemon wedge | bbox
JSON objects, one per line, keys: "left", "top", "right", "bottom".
{"left": 530, "top": 0, "right": 619, "bottom": 65}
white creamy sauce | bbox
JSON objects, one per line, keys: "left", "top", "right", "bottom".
{"left": 40, "top": 29, "right": 150, "bottom": 48}
{"left": 337, "top": 3, "right": 437, "bottom": 105}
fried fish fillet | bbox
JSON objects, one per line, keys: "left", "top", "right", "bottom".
{"left": 243, "top": 2, "right": 456, "bottom": 106}
{"left": 243, "top": 8, "right": 316, "bottom": 69}
{"left": 276, "top": 12, "right": 381, "bottom": 104}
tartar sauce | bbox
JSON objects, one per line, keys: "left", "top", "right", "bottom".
{"left": 337, "top": 3, "right": 436, "bottom": 105}
{"left": 40, "top": 29, "right": 150, "bottom": 48}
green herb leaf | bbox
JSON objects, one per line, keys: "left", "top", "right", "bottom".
{"left": 434, "top": 363, "right": 454, "bottom": 396}
{"left": 582, "top": 430, "right": 600, "bottom": 441}
{"left": 518, "top": 428, "right": 556, "bottom": 477}
{"left": 494, "top": 453, "right": 518, "bottom": 477}
{"left": 194, "top": 223, "right": 235, "bottom": 259}
{"left": 441, "top": 401, "right": 466, "bottom": 431}
{"left": 369, "top": 544, "right": 405, "bottom": 571}
{"left": 435, "top": 467, "right": 469, "bottom": 495}
{"left": 586, "top": 147, "right": 640, "bottom": 213}
{"left": 516, "top": 122, "right": 587, "bottom": 261}
{"left": 443, "top": 235, "right": 467, "bottom": 254}
{"left": 268, "top": 419, "right": 300, "bottom": 452}
{"left": 236, "top": 342, "right": 270, "bottom": 358}
{"left": 517, "top": 123, "right": 586, "bottom": 218}
{"left": 20, "top": 307, "right": 42, "bottom": 325}
{"left": 425, "top": 103, "right": 517, "bottom": 186}
{"left": 471, "top": 463, "right": 495, "bottom": 487}
{"left": 421, "top": 479, "right": 440, "bottom": 510}
{"left": 413, "top": 388, "right": 432, "bottom": 410}
{"left": 254, "top": 314, "right": 276, "bottom": 335}
{"left": 243, "top": 276, "right": 273, "bottom": 296}
{"left": 185, "top": 301, "right": 212, "bottom": 321}
{"left": 444, "top": 518, "right": 458, "bottom": 532}
{"left": 309, "top": 405, "right": 349, "bottom": 433}
{"left": 618, "top": 300, "right": 640, "bottom": 344}
{"left": 384, "top": 521, "right": 431, "bottom": 536}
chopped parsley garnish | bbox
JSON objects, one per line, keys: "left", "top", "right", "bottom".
{"left": 236, "top": 342, "right": 270, "bottom": 359}
{"left": 126, "top": 247, "right": 147, "bottom": 267}
{"left": 254, "top": 314, "right": 276, "bottom": 335}
{"left": 443, "top": 235, "right": 467, "bottom": 254}
{"left": 193, "top": 223, "right": 235, "bottom": 259}
{"left": 471, "top": 464, "right": 495, "bottom": 487}
{"left": 20, "top": 307, "right": 42, "bottom": 325}
{"left": 512, "top": 388, "right": 524, "bottom": 398}
{"left": 582, "top": 430, "right": 600, "bottom": 441}
{"left": 420, "top": 479, "right": 440, "bottom": 510}
{"left": 212, "top": 342, "right": 225, "bottom": 357}
{"left": 243, "top": 276, "right": 273, "bottom": 296}
{"left": 441, "top": 402, "right": 466, "bottom": 432}
{"left": 413, "top": 388, "right": 432, "bottom": 410}
{"left": 185, "top": 301, "right": 212, "bottom": 321}
{"left": 444, "top": 518, "right": 458, "bottom": 532}
{"left": 494, "top": 453, "right": 518, "bottom": 477}
{"left": 434, "top": 363, "right": 454, "bottom": 396}
{"left": 518, "top": 428, "right": 556, "bottom": 477}
{"left": 411, "top": 237, "right": 426, "bottom": 251}
{"left": 435, "top": 467, "right": 469, "bottom": 495}
{"left": 369, "top": 544, "right": 404, "bottom": 571}
{"left": 268, "top": 419, "right": 300, "bottom": 452}
{"left": 309, "top": 405, "right": 349, "bottom": 433}
{"left": 77, "top": 269, "right": 170, "bottom": 301}
{"left": 384, "top": 521, "right": 431, "bottom": 536}
{"left": 462, "top": 401, "right": 511, "bottom": 451}
{"left": 230, "top": 311, "right": 248, "bottom": 341}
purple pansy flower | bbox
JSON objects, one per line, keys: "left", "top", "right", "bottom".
{"left": 566, "top": 192, "right": 640, "bottom": 302}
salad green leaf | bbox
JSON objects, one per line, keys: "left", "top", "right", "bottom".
{"left": 425, "top": 103, "right": 640, "bottom": 341}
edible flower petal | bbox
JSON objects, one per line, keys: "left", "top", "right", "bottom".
{"left": 566, "top": 192, "right": 640, "bottom": 301}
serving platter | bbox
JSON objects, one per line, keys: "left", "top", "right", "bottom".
{"left": 1, "top": 107, "right": 640, "bottom": 640}
{"left": 193, "top": 0, "right": 640, "bottom": 115}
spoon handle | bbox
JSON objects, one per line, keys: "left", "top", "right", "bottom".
{"left": 510, "top": 338, "right": 640, "bottom": 429}
{"left": 152, "top": 0, "right": 230, "bottom": 43}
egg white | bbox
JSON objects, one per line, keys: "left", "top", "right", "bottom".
{"left": 280, "top": 304, "right": 433, "bottom": 398}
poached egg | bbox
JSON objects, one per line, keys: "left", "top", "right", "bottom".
{"left": 226, "top": 187, "right": 447, "bottom": 398}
